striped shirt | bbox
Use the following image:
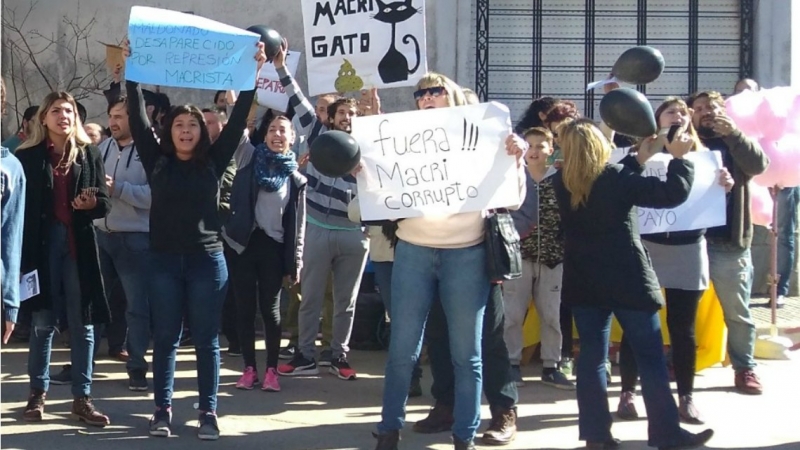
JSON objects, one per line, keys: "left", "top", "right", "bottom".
{"left": 278, "top": 66, "right": 360, "bottom": 230}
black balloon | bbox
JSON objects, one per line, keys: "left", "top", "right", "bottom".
{"left": 246, "top": 25, "right": 282, "bottom": 58}
{"left": 309, "top": 130, "right": 361, "bottom": 178}
{"left": 612, "top": 46, "right": 665, "bottom": 85}
{"left": 599, "top": 88, "right": 657, "bottom": 138}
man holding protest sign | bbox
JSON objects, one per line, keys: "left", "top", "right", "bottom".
{"left": 273, "top": 40, "right": 368, "bottom": 382}
{"left": 122, "top": 7, "right": 267, "bottom": 436}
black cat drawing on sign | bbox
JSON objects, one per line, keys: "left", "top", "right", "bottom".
{"left": 372, "top": 0, "right": 422, "bottom": 84}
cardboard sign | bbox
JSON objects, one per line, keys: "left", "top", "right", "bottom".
{"left": 352, "top": 102, "right": 521, "bottom": 220}
{"left": 300, "top": 0, "right": 428, "bottom": 96}
{"left": 126, "top": 6, "right": 260, "bottom": 91}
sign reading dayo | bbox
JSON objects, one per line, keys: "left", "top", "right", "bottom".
{"left": 609, "top": 148, "right": 726, "bottom": 234}
{"left": 300, "top": 0, "right": 428, "bottom": 96}
{"left": 126, "top": 6, "right": 259, "bottom": 91}
{"left": 352, "top": 102, "right": 521, "bottom": 220}
{"left": 256, "top": 51, "right": 301, "bottom": 111}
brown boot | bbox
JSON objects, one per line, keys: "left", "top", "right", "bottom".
{"left": 23, "top": 389, "right": 46, "bottom": 422}
{"left": 481, "top": 405, "right": 517, "bottom": 446}
{"left": 412, "top": 402, "right": 454, "bottom": 434}
{"left": 373, "top": 430, "right": 400, "bottom": 450}
{"left": 71, "top": 396, "right": 110, "bottom": 427}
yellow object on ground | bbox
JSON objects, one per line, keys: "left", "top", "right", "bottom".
{"left": 521, "top": 285, "right": 728, "bottom": 372}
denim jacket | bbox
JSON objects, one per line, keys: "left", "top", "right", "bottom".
{"left": 1, "top": 146, "right": 26, "bottom": 323}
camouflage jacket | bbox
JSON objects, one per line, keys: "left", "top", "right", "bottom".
{"left": 520, "top": 167, "right": 564, "bottom": 268}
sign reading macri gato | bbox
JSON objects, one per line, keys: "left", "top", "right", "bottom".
{"left": 300, "top": 0, "right": 428, "bottom": 96}
{"left": 352, "top": 102, "right": 521, "bottom": 221}
{"left": 609, "top": 148, "right": 726, "bottom": 234}
{"left": 126, "top": 6, "right": 259, "bottom": 91}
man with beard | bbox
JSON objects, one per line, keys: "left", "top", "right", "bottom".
{"left": 92, "top": 95, "right": 153, "bottom": 391}
{"left": 273, "top": 40, "right": 368, "bottom": 381}
{"left": 687, "top": 91, "right": 769, "bottom": 395}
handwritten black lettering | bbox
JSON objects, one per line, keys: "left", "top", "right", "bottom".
{"left": 639, "top": 209, "right": 678, "bottom": 227}
{"left": 313, "top": 0, "right": 375, "bottom": 26}
{"left": 374, "top": 120, "right": 451, "bottom": 156}
{"left": 311, "top": 33, "right": 370, "bottom": 58}
{"left": 385, "top": 182, "right": 480, "bottom": 210}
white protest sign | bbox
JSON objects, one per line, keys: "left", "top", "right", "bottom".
{"left": 609, "top": 149, "right": 726, "bottom": 233}
{"left": 352, "top": 102, "right": 521, "bottom": 221}
{"left": 256, "top": 51, "right": 302, "bottom": 111}
{"left": 300, "top": 0, "right": 428, "bottom": 96}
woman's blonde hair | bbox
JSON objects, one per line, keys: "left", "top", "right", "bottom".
{"left": 560, "top": 119, "right": 613, "bottom": 210}
{"left": 415, "top": 72, "right": 466, "bottom": 109}
{"left": 652, "top": 96, "right": 704, "bottom": 152}
{"left": 17, "top": 91, "right": 91, "bottom": 167}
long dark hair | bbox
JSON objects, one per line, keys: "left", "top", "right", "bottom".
{"left": 159, "top": 105, "right": 212, "bottom": 164}
{"left": 515, "top": 96, "right": 560, "bottom": 134}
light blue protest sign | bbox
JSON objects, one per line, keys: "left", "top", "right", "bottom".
{"left": 126, "top": 6, "right": 260, "bottom": 91}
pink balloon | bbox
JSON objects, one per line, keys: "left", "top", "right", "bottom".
{"left": 726, "top": 90, "right": 763, "bottom": 138}
{"left": 753, "top": 134, "right": 800, "bottom": 188}
{"left": 749, "top": 182, "right": 774, "bottom": 227}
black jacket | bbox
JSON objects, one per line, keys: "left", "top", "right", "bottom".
{"left": 224, "top": 159, "right": 307, "bottom": 281}
{"left": 553, "top": 155, "right": 694, "bottom": 311}
{"left": 17, "top": 141, "right": 112, "bottom": 325}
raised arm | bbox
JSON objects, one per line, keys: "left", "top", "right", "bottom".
{"left": 125, "top": 80, "right": 160, "bottom": 177}
{"left": 211, "top": 87, "right": 255, "bottom": 176}
{"left": 723, "top": 129, "right": 769, "bottom": 178}
{"left": 621, "top": 158, "right": 694, "bottom": 209}
{"left": 103, "top": 64, "right": 123, "bottom": 107}
{"left": 211, "top": 42, "right": 266, "bottom": 177}
{"left": 274, "top": 39, "right": 318, "bottom": 136}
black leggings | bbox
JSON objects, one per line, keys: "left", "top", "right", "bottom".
{"left": 231, "top": 229, "right": 284, "bottom": 371}
{"left": 560, "top": 303, "right": 574, "bottom": 358}
{"left": 619, "top": 288, "right": 702, "bottom": 397}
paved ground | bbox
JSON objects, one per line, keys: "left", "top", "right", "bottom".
{"left": 750, "top": 295, "right": 800, "bottom": 330}
{"left": 2, "top": 334, "right": 799, "bottom": 450}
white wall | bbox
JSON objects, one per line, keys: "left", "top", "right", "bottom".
{"left": 1, "top": 0, "right": 464, "bottom": 134}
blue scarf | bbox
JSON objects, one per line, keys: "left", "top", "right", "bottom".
{"left": 253, "top": 143, "right": 298, "bottom": 192}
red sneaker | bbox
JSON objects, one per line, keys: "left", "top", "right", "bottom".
{"left": 734, "top": 369, "right": 763, "bottom": 395}
{"left": 329, "top": 354, "right": 357, "bottom": 380}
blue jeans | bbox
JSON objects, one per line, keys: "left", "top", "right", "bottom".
{"left": 572, "top": 306, "right": 683, "bottom": 447}
{"left": 777, "top": 187, "right": 799, "bottom": 296}
{"left": 28, "top": 223, "right": 95, "bottom": 398}
{"left": 150, "top": 250, "right": 227, "bottom": 412}
{"left": 707, "top": 243, "right": 756, "bottom": 370}
{"left": 96, "top": 231, "right": 152, "bottom": 375}
{"left": 378, "top": 241, "right": 489, "bottom": 442}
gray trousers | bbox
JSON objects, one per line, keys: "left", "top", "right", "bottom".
{"left": 298, "top": 223, "right": 369, "bottom": 359}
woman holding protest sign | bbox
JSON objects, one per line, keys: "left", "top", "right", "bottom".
{"left": 552, "top": 118, "right": 714, "bottom": 449}
{"left": 373, "top": 73, "right": 526, "bottom": 450}
{"left": 616, "top": 97, "right": 734, "bottom": 425}
{"left": 122, "top": 38, "right": 267, "bottom": 440}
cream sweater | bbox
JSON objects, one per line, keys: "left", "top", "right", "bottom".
{"left": 397, "top": 163, "right": 528, "bottom": 249}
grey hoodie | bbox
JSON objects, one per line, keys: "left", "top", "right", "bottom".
{"left": 93, "top": 137, "right": 151, "bottom": 232}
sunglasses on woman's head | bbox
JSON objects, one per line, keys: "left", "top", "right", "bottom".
{"left": 414, "top": 86, "right": 447, "bottom": 101}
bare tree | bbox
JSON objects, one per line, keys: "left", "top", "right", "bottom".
{"left": 2, "top": 0, "right": 112, "bottom": 133}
